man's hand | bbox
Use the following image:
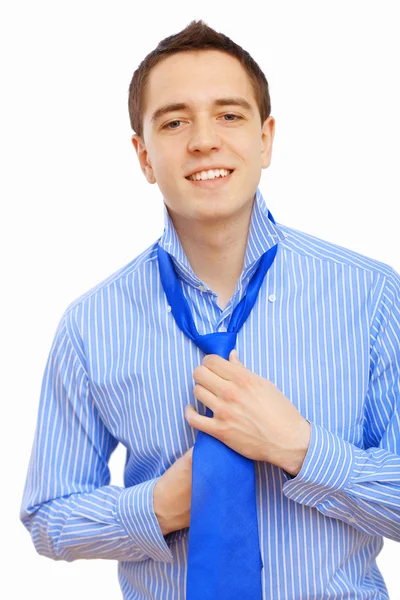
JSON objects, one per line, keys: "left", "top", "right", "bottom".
{"left": 153, "top": 447, "right": 193, "bottom": 536}
{"left": 185, "top": 350, "right": 311, "bottom": 476}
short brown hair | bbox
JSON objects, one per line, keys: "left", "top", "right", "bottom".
{"left": 128, "top": 19, "right": 271, "bottom": 139}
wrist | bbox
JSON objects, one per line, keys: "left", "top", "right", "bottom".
{"left": 280, "top": 419, "right": 311, "bottom": 476}
{"left": 153, "top": 480, "right": 185, "bottom": 536}
{"left": 153, "top": 481, "right": 171, "bottom": 535}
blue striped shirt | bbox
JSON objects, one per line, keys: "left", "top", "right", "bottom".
{"left": 20, "top": 187, "right": 400, "bottom": 599}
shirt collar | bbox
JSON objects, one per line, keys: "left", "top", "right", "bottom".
{"left": 158, "top": 187, "right": 287, "bottom": 284}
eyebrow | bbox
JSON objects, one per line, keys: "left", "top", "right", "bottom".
{"left": 150, "top": 97, "right": 254, "bottom": 124}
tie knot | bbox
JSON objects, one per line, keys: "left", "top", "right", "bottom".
{"left": 194, "top": 331, "right": 237, "bottom": 360}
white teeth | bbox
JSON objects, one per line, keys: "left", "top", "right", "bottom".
{"left": 188, "top": 168, "right": 232, "bottom": 181}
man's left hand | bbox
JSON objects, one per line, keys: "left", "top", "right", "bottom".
{"left": 185, "top": 350, "right": 311, "bottom": 476}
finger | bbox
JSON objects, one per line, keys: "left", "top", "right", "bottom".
{"left": 193, "top": 383, "right": 219, "bottom": 413}
{"left": 193, "top": 363, "right": 228, "bottom": 395}
{"left": 202, "top": 353, "right": 239, "bottom": 381}
{"left": 185, "top": 404, "right": 218, "bottom": 436}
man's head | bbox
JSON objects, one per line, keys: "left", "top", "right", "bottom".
{"left": 128, "top": 20, "right": 275, "bottom": 226}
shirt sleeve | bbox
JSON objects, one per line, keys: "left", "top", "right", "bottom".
{"left": 20, "top": 310, "right": 175, "bottom": 563}
{"left": 282, "top": 268, "right": 400, "bottom": 541}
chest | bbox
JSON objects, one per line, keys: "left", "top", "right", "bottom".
{"left": 83, "top": 278, "right": 371, "bottom": 479}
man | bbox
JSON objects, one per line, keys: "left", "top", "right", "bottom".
{"left": 21, "top": 19, "right": 400, "bottom": 600}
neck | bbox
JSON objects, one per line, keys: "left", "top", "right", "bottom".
{"left": 167, "top": 200, "right": 254, "bottom": 298}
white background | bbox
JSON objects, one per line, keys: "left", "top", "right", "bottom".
{"left": 2, "top": 1, "right": 399, "bottom": 598}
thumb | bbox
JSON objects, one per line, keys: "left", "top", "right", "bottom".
{"left": 229, "top": 349, "right": 240, "bottom": 363}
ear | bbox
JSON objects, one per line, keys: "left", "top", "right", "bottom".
{"left": 131, "top": 134, "right": 156, "bottom": 184}
{"left": 260, "top": 116, "right": 275, "bottom": 170}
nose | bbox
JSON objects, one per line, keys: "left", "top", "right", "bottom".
{"left": 187, "top": 117, "right": 222, "bottom": 153}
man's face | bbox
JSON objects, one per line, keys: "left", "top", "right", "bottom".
{"left": 132, "top": 49, "right": 275, "bottom": 225}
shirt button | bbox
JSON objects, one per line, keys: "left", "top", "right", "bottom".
{"left": 268, "top": 294, "right": 276, "bottom": 302}
{"left": 218, "top": 326, "right": 227, "bottom": 332}
{"left": 167, "top": 305, "right": 172, "bottom": 312}
{"left": 198, "top": 285, "right": 207, "bottom": 292}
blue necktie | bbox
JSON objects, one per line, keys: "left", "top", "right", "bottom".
{"left": 157, "top": 209, "right": 278, "bottom": 600}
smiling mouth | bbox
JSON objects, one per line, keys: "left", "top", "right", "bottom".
{"left": 185, "top": 169, "right": 234, "bottom": 189}
{"left": 185, "top": 169, "right": 234, "bottom": 182}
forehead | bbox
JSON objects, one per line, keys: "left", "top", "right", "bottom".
{"left": 143, "top": 50, "right": 256, "bottom": 118}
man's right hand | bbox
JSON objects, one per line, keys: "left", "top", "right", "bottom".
{"left": 153, "top": 446, "right": 194, "bottom": 536}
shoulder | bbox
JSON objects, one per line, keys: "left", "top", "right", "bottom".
{"left": 277, "top": 221, "right": 399, "bottom": 283}
{"left": 62, "top": 239, "right": 160, "bottom": 320}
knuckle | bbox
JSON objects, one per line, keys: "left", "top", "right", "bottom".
{"left": 221, "top": 383, "right": 236, "bottom": 403}
{"left": 217, "top": 403, "right": 230, "bottom": 421}
{"left": 236, "top": 371, "right": 252, "bottom": 388}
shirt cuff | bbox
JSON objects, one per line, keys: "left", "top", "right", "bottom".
{"left": 117, "top": 478, "right": 174, "bottom": 563}
{"left": 282, "top": 422, "right": 357, "bottom": 506}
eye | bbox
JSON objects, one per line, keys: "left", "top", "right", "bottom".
{"left": 163, "top": 114, "right": 243, "bottom": 130}
{"left": 164, "top": 120, "right": 182, "bottom": 130}
{"left": 223, "top": 114, "right": 242, "bottom": 122}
